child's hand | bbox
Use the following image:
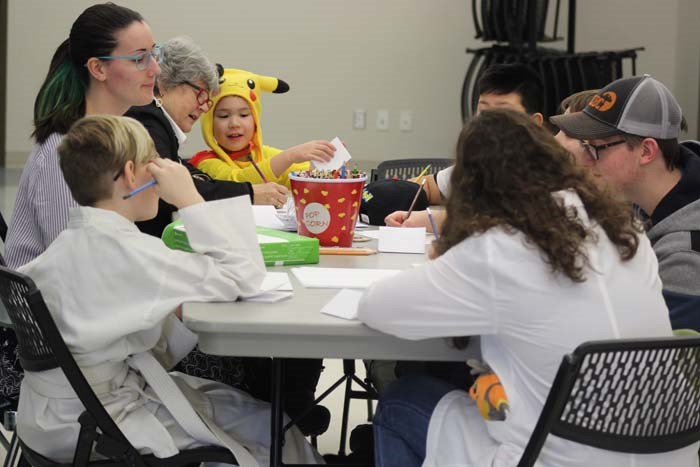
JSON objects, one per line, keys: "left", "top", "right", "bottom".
{"left": 253, "top": 182, "right": 288, "bottom": 208}
{"left": 147, "top": 158, "right": 204, "bottom": 209}
{"left": 384, "top": 210, "right": 408, "bottom": 227}
{"left": 384, "top": 210, "right": 430, "bottom": 229}
{"left": 285, "top": 140, "right": 336, "bottom": 164}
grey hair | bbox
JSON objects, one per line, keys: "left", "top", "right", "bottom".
{"left": 157, "top": 36, "right": 219, "bottom": 95}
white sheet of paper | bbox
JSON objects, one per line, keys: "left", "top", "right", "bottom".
{"left": 320, "top": 289, "right": 363, "bottom": 320}
{"left": 291, "top": 267, "right": 401, "bottom": 289}
{"left": 261, "top": 272, "right": 293, "bottom": 291}
{"left": 241, "top": 272, "right": 293, "bottom": 302}
{"left": 377, "top": 227, "right": 426, "bottom": 254}
{"left": 243, "top": 291, "right": 293, "bottom": 303}
{"left": 252, "top": 205, "right": 286, "bottom": 230}
{"left": 311, "top": 136, "right": 352, "bottom": 171}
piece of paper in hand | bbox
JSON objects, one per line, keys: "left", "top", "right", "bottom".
{"left": 320, "top": 289, "right": 364, "bottom": 320}
{"left": 311, "top": 136, "right": 352, "bottom": 171}
{"left": 377, "top": 227, "right": 426, "bottom": 254}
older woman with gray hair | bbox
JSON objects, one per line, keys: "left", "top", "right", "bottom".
{"left": 126, "top": 37, "right": 329, "bottom": 438}
{"left": 127, "top": 36, "right": 288, "bottom": 238}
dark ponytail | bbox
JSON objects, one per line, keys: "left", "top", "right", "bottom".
{"left": 33, "top": 3, "right": 144, "bottom": 143}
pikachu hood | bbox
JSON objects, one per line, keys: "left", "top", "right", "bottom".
{"left": 200, "top": 68, "right": 289, "bottom": 164}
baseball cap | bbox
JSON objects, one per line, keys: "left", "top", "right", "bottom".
{"left": 550, "top": 75, "right": 682, "bottom": 140}
{"left": 359, "top": 179, "right": 429, "bottom": 226}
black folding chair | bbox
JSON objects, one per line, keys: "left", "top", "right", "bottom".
{"left": 0, "top": 209, "right": 7, "bottom": 243}
{"left": 371, "top": 158, "right": 453, "bottom": 182}
{"left": 517, "top": 336, "right": 700, "bottom": 466}
{"left": 0, "top": 265, "right": 240, "bottom": 467}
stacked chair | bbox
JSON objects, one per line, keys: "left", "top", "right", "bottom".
{"left": 462, "top": 0, "right": 644, "bottom": 120}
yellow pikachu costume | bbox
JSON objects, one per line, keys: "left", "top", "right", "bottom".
{"left": 190, "top": 68, "right": 309, "bottom": 187}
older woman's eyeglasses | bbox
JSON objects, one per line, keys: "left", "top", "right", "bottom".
{"left": 580, "top": 140, "right": 627, "bottom": 161}
{"left": 93, "top": 44, "right": 163, "bottom": 71}
{"left": 183, "top": 82, "right": 213, "bottom": 109}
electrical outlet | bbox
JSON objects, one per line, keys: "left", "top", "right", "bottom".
{"left": 376, "top": 109, "right": 389, "bottom": 131}
{"left": 399, "top": 110, "right": 413, "bottom": 132}
{"left": 353, "top": 109, "right": 366, "bottom": 130}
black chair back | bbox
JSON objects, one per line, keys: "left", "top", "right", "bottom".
{"left": 0, "top": 209, "right": 7, "bottom": 243}
{"left": 517, "top": 336, "right": 700, "bottom": 467}
{"left": 0, "top": 266, "right": 237, "bottom": 467}
{"left": 371, "top": 158, "right": 453, "bottom": 182}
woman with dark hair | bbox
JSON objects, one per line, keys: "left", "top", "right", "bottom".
{"left": 5, "top": 2, "right": 160, "bottom": 268}
{"left": 127, "top": 36, "right": 288, "bottom": 239}
{"left": 0, "top": 1, "right": 160, "bottom": 421}
{"left": 358, "top": 110, "right": 693, "bottom": 466}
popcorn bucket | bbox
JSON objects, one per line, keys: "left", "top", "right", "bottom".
{"left": 290, "top": 174, "right": 367, "bottom": 247}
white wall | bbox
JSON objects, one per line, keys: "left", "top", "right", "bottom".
{"left": 5, "top": 1, "right": 700, "bottom": 167}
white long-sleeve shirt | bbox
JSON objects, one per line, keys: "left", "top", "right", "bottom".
{"left": 17, "top": 196, "right": 321, "bottom": 465}
{"left": 358, "top": 190, "right": 699, "bottom": 467}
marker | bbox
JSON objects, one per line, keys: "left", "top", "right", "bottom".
{"left": 404, "top": 179, "right": 426, "bottom": 221}
{"left": 247, "top": 154, "right": 269, "bottom": 183}
{"left": 426, "top": 207, "right": 439, "bottom": 239}
{"left": 123, "top": 179, "right": 157, "bottom": 200}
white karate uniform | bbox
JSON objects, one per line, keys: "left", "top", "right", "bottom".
{"left": 17, "top": 196, "right": 322, "bottom": 466}
{"left": 358, "top": 191, "right": 699, "bottom": 467}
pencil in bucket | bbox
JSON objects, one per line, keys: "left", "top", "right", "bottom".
{"left": 290, "top": 171, "right": 367, "bottom": 247}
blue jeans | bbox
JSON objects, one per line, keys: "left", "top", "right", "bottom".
{"left": 373, "top": 374, "right": 458, "bottom": 467}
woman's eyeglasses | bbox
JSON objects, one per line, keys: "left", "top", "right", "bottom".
{"left": 92, "top": 44, "right": 163, "bottom": 71}
{"left": 183, "top": 81, "right": 213, "bottom": 109}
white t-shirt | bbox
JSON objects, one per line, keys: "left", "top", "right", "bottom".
{"left": 435, "top": 165, "right": 453, "bottom": 198}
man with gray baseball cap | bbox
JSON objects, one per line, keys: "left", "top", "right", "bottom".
{"left": 552, "top": 74, "right": 700, "bottom": 331}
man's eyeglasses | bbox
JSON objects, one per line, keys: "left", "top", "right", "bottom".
{"left": 93, "top": 44, "right": 163, "bottom": 71}
{"left": 183, "top": 81, "right": 213, "bottom": 109}
{"left": 580, "top": 140, "right": 627, "bottom": 161}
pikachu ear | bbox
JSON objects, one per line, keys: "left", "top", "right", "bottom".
{"left": 274, "top": 79, "right": 289, "bottom": 94}
{"left": 257, "top": 74, "right": 290, "bottom": 94}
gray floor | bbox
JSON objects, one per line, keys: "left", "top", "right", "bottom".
{"left": 0, "top": 166, "right": 371, "bottom": 459}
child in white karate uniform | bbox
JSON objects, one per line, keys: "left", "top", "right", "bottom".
{"left": 17, "top": 115, "right": 322, "bottom": 466}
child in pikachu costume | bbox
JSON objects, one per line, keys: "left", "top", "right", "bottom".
{"left": 191, "top": 68, "right": 335, "bottom": 187}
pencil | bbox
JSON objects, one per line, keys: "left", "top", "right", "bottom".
{"left": 319, "top": 247, "right": 377, "bottom": 256}
{"left": 414, "top": 164, "right": 431, "bottom": 183}
{"left": 404, "top": 179, "right": 426, "bottom": 221}
{"left": 426, "top": 207, "right": 440, "bottom": 239}
{"left": 123, "top": 179, "right": 157, "bottom": 200}
{"left": 247, "top": 154, "right": 269, "bottom": 183}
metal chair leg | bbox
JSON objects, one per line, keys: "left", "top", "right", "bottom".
{"left": 3, "top": 432, "right": 20, "bottom": 467}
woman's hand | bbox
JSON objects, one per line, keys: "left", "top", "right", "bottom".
{"left": 253, "top": 182, "right": 289, "bottom": 208}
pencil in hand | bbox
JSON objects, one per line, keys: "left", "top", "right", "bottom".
{"left": 247, "top": 154, "right": 269, "bottom": 183}
{"left": 123, "top": 179, "right": 157, "bottom": 200}
{"left": 414, "top": 164, "right": 431, "bottom": 183}
{"left": 404, "top": 179, "right": 426, "bottom": 221}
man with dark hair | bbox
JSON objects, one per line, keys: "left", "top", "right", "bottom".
{"left": 428, "top": 63, "right": 544, "bottom": 203}
{"left": 552, "top": 74, "right": 700, "bottom": 331}
{"left": 387, "top": 63, "right": 545, "bottom": 229}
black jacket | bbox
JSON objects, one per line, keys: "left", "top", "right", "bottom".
{"left": 125, "top": 102, "right": 253, "bottom": 237}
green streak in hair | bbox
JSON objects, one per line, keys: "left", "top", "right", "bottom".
{"left": 34, "top": 61, "right": 86, "bottom": 131}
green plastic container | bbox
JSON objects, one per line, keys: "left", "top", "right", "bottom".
{"left": 161, "top": 219, "right": 319, "bottom": 267}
